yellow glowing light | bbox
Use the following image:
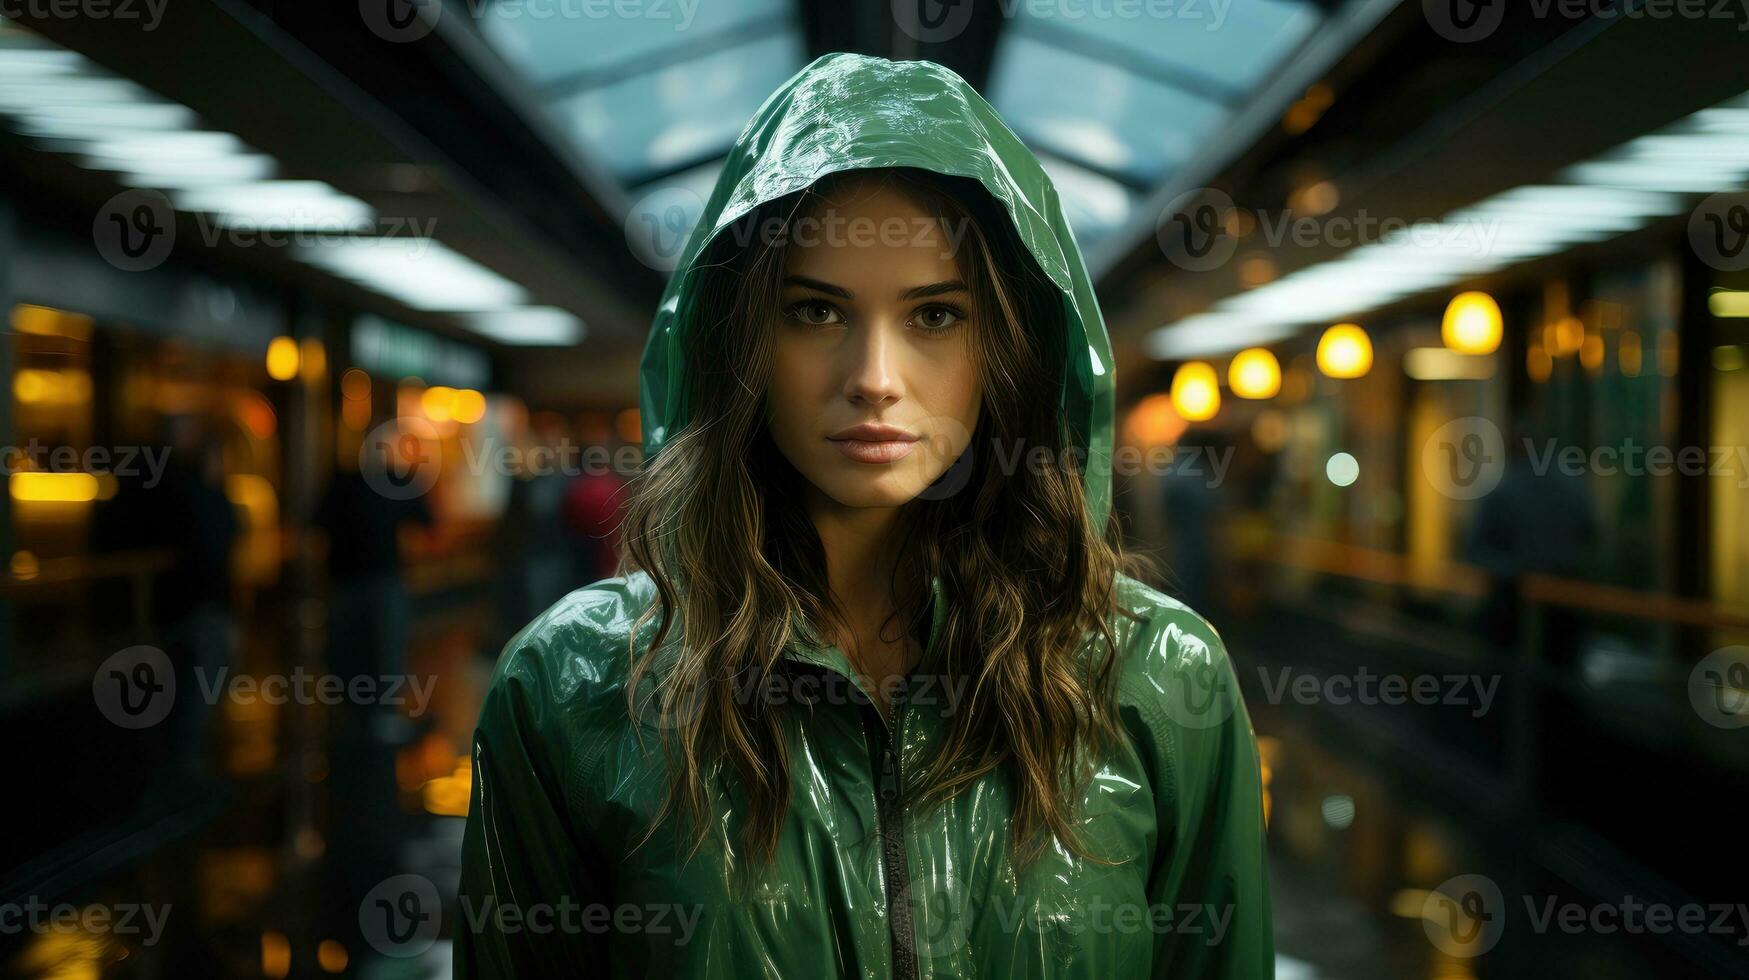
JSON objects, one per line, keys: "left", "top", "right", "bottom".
{"left": 317, "top": 940, "right": 348, "bottom": 973}
{"left": 226, "top": 474, "right": 279, "bottom": 529}
{"left": 421, "top": 385, "right": 455, "bottom": 422}
{"left": 452, "top": 388, "right": 487, "bottom": 425}
{"left": 1709, "top": 290, "right": 1749, "bottom": 318}
{"left": 340, "top": 367, "right": 372, "bottom": 401}
{"left": 11, "top": 472, "right": 99, "bottom": 502}
{"left": 1527, "top": 342, "right": 1553, "bottom": 383}
{"left": 422, "top": 758, "right": 473, "bottom": 817}
{"left": 237, "top": 391, "right": 277, "bottom": 440}
{"left": 1123, "top": 392, "right": 1188, "bottom": 448}
{"left": 1545, "top": 316, "right": 1584, "bottom": 357}
{"left": 11, "top": 303, "right": 93, "bottom": 340}
{"left": 14, "top": 368, "right": 92, "bottom": 406}
{"left": 262, "top": 931, "right": 291, "bottom": 979}
{"left": 616, "top": 408, "right": 641, "bottom": 445}
{"left": 10, "top": 550, "right": 39, "bottom": 581}
{"left": 1316, "top": 323, "right": 1372, "bottom": 379}
{"left": 1441, "top": 291, "right": 1503, "bottom": 355}
{"left": 300, "top": 338, "right": 327, "bottom": 380}
{"left": 265, "top": 336, "right": 300, "bottom": 381}
{"left": 1170, "top": 361, "right": 1221, "bottom": 422}
{"left": 1619, "top": 331, "right": 1642, "bottom": 377}
{"left": 1290, "top": 180, "right": 1339, "bottom": 216}
{"left": 1227, "top": 348, "right": 1281, "bottom": 400}
{"left": 1238, "top": 255, "right": 1276, "bottom": 288}
{"left": 1581, "top": 333, "right": 1605, "bottom": 373}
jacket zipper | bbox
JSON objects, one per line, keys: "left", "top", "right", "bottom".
{"left": 871, "top": 677, "right": 917, "bottom": 980}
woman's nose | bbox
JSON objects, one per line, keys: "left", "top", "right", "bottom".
{"left": 841, "top": 318, "right": 905, "bottom": 407}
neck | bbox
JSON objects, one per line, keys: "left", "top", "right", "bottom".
{"left": 801, "top": 485, "right": 916, "bottom": 648}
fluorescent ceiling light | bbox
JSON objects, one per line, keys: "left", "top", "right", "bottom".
{"left": 0, "top": 77, "right": 155, "bottom": 107}
{"left": 1564, "top": 161, "right": 1747, "bottom": 193}
{"left": 296, "top": 239, "right": 528, "bottom": 311}
{"left": 81, "top": 130, "right": 248, "bottom": 162}
{"left": 0, "top": 48, "right": 85, "bottom": 75}
{"left": 1151, "top": 89, "right": 1749, "bottom": 360}
{"left": 1146, "top": 315, "right": 1301, "bottom": 359}
{"left": 111, "top": 154, "right": 278, "bottom": 187}
{"left": 465, "top": 307, "right": 585, "bottom": 345}
{"left": 16, "top": 104, "right": 198, "bottom": 135}
{"left": 173, "top": 180, "right": 375, "bottom": 230}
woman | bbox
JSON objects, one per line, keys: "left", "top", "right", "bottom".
{"left": 457, "top": 52, "right": 1271, "bottom": 979}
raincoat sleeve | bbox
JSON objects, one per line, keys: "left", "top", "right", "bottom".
{"left": 454, "top": 611, "right": 618, "bottom": 979}
{"left": 1121, "top": 600, "right": 1273, "bottom": 979}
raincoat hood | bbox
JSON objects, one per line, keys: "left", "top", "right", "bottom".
{"left": 639, "top": 51, "right": 1116, "bottom": 530}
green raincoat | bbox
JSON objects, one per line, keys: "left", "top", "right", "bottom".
{"left": 457, "top": 52, "right": 1271, "bottom": 979}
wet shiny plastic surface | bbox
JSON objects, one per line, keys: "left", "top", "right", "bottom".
{"left": 457, "top": 53, "right": 1271, "bottom": 979}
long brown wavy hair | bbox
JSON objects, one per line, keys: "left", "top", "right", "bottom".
{"left": 617, "top": 166, "right": 1158, "bottom": 879}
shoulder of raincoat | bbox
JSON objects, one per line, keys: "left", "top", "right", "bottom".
{"left": 457, "top": 51, "right": 1272, "bottom": 980}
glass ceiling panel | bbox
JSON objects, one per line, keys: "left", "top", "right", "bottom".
{"left": 1018, "top": 0, "right": 1319, "bottom": 92}
{"left": 1035, "top": 152, "right": 1134, "bottom": 254}
{"left": 989, "top": 34, "right": 1228, "bottom": 185}
{"left": 476, "top": 0, "right": 792, "bottom": 84}
{"left": 545, "top": 31, "right": 806, "bottom": 182}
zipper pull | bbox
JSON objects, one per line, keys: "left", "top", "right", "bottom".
{"left": 879, "top": 741, "right": 897, "bottom": 802}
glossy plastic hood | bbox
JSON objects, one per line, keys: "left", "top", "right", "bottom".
{"left": 638, "top": 51, "right": 1117, "bottom": 530}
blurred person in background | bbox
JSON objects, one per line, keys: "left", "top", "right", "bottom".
{"left": 1159, "top": 425, "right": 1231, "bottom": 618}
{"left": 1462, "top": 408, "right": 1598, "bottom": 668}
{"left": 562, "top": 410, "right": 631, "bottom": 584}
{"left": 492, "top": 411, "right": 582, "bottom": 644}
{"left": 93, "top": 415, "right": 238, "bottom": 781}
{"left": 314, "top": 416, "right": 434, "bottom": 949}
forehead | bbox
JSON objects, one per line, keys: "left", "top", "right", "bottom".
{"left": 780, "top": 177, "right": 963, "bottom": 285}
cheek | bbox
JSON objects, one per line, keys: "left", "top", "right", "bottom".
{"left": 921, "top": 340, "right": 982, "bottom": 426}
{"left": 766, "top": 339, "right": 827, "bottom": 432}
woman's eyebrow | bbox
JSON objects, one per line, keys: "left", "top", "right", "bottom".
{"left": 783, "top": 275, "right": 851, "bottom": 298}
{"left": 900, "top": 280, "right": 970, "bottom": 300}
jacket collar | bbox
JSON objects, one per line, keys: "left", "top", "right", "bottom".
{"left": 783, "top": 574, "right": 947, "bottom": 682}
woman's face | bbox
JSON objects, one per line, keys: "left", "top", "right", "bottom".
{"left": 764, "top": 178, "right": 982, "bottom": 511}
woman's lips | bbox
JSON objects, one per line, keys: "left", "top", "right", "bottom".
{"left": 830, "top": 438, "right": 916, "bottom": 464}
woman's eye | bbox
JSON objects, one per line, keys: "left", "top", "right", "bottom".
{"left": 913, "top": 305, "right": 965, "bottom": 332}
{"left": 786, "top": 300, "right": 843, "bottom": 326}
